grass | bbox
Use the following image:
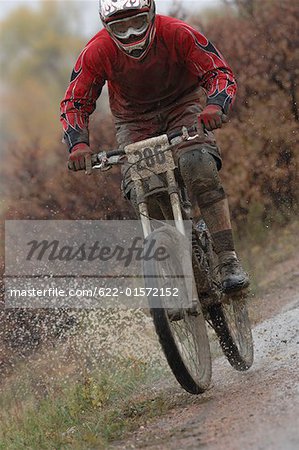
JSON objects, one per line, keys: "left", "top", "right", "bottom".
{"left": 0, "top": 358, "right": 175, "bottom": 449}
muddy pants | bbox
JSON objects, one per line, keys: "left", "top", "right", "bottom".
{"left": 115, "top": 90, "right": 235, "bottom": 254}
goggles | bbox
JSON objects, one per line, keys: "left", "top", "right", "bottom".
{"left": 108, "top": 12, "right": 150, "bottom": 40}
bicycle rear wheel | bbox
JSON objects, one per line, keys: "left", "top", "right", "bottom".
{"left": 143, "top": 225, "right": 212, "bottom": 394}
{"left": 195, "top": 222, "right": 254, "bottom": 371}
{"left": 208, "top": 294, "right": 254, "bottom": 371}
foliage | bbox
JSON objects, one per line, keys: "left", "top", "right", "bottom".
{"left": 190, "top": 0, "right": 298, "bottom": 227}
{"left": 0, "top": 0, "right": 297, "bottom": 228}
{"left": 0, "top": 2, "right": 83, "bottom": 86}
{"left": 0, "top": 2, "right": 133, "bottom": 221}
{"left": 1, "top": 113, "right": 133, "bottom": 221}
{"left": 0, "top": 2, "right": 85, "bottom": 148}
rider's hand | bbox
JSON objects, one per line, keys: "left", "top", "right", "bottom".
{"left": 68, "top": 143, "right": 93, "bottom": 175}
{"left": 198, "top": 105, "right": 227, "bottom": 131}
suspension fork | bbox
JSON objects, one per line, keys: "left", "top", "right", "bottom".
{"left": 135, "top": 170, "right": 186, "bottom": 238}
{"left": 166, "top": 170, "right": 185, "bottom": 236}
{"left": 135, "top": 179, "right": 151, "bottom": 238}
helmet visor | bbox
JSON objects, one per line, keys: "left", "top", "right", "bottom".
{"left": 108, "top": 12, "right": 150, "bottom": 40}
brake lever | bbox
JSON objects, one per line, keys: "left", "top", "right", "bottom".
{"left": 181, "top": 124, "right": 208, "bottom": 143}
{"left": 91, "top": 152, "right": 126, "bottom": 171}
{"left": 181, "top": 126, "right": 201, "bottom": 142}
{"left": 91, "top": 151, "right": 111, "bottom": 171}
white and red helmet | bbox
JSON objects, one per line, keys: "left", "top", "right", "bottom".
{"left": 99, "top": 0, "right": 156, "bottom": 59}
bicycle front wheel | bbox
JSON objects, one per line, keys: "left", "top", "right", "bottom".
{"left": 143, "top": 226, "right": 212, "bottom": 394}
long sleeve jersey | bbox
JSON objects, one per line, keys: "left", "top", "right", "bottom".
{"left": 60, "top": 15, "right": 237, "bottom": 150}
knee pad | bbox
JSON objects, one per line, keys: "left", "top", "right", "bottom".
{"left": 179, "top": 148, "right": 226, "bottom": 208}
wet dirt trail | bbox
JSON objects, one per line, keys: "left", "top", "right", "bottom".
{"left": 113, "top": 265, "right": 299, "bottom": 450}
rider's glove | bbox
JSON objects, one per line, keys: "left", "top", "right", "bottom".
{"left": 198, "top": 105, "right": 227, "bottom": 131}
{"left": 68, "top": 143, "right": 93, "bottom": 175}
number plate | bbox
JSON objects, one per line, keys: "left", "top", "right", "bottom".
{"left": 124, "top": 135, "right": 176, "bottom": 181}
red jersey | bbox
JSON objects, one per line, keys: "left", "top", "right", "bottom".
{"left": 60, "top": 15, "right": 237, "bottom": 150}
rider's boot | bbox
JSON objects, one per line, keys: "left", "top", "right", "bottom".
{"left": 198, "top": 197, "right": 250, "bottom": 294}
{"left": 217, "top": 250, "right": 250, "bottom": 294}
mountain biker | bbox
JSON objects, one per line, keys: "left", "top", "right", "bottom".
{"left": 60, "top": 0, "right": 249, "bottom": 294}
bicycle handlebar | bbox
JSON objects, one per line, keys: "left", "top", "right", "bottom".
{"left": 91, "top": 125, "right": 202, "bottom": 170}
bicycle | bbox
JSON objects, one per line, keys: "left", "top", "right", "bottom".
{"left": 91, "top": 125, "right": 254, "bottom": 395}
